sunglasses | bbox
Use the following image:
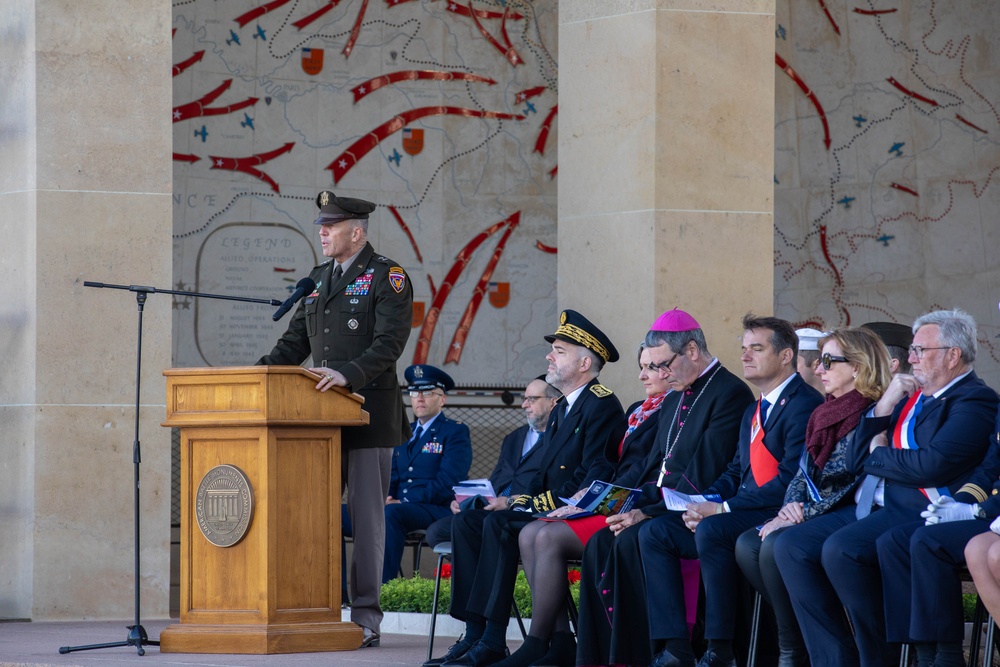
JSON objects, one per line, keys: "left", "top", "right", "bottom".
{"left": 820, "top": 353, "right": 849, "bottom": 370}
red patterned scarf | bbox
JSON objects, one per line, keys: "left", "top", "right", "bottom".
{"left": 805, "top": 389, "right": 871, "bottom": 470}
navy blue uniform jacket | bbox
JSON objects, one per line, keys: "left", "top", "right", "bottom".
{"left": 389, "top": 411, "right": 472, "bottom": 506}
{"left": 861, "top": 371, "right": 999, "bottom": 514}
{"left": 708, "top": 373, "right": 824, "bottom": 511}
{"left": 517, "top": 378, "right": 626, "bottom": 511}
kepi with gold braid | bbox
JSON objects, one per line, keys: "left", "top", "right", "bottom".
{"left": 544, "top": 309, "right": 619, "bottom": 363}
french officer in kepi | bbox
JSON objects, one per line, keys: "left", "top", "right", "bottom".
{"left": 257, "top": 189, "right": 412, "bottom": 648}
{"left": 381, "top": 364, "right": 472, "bottom": 583}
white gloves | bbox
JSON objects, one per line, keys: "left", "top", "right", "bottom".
{"left": 990, "top": 515, "right": 1000, "bottom": 535}
{"left": 921, "top": 496, "right": 977, "bottom": 525}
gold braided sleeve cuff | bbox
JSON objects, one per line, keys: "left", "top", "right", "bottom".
{"left": 957, "top": 483, "right": 989, "bottom": 504}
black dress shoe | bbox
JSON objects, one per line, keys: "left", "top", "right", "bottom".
{"left": 694, "top": 650, "right": 736, "bottom": 667}
{"left": 424, "top": 638, "right": 474, "bottom": 667}
{"left": 776, "top": 648, "right": 809, "bottom": 667}
{"left": 650, "top": 648, "right": 695, "bottom": 667}
{"left": 442, "top": 640, "right": 510, "bottom": 667}
{"left": 530, "top": 631, "right": 576, "bottom": 667}
{"left": 359, "top": 626, "right": 380, "bottom": 648}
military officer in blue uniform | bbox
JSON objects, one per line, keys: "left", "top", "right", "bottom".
{"left": 382, "top": 364, "right": 472, "bottom": 583}
{"left": 258, "top": 190, "right": 413, "bottom": 648}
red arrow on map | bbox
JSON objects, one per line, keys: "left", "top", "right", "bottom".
{"left": 234, "top": 0, "right": 292, "bottom": 28}
{"left": 173, "top": 79, "right": 259, "bottom": 122}
{"left": 209, "top": 142, "right": 295, "bottom": 193}
{"left": 173, "top": 50, "right": 204, "bottom": 77}
{"left": 326, "top": 106, "right": 525, "bottom": 183}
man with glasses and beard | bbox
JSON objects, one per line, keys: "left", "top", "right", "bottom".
{"left": 422, "top": 376, "right": 562, "bottom": 549}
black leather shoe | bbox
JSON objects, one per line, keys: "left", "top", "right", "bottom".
{"left": 650, "top": 648, "right": 695, "bottom": 667}
{"left": 359, "top": 626, "right": 380, "bottom": 648}
{"left": 424, "top": 638, "right": 474, "bottom": 667}
{"left": 442, "top": 640, "right": 510, "bottom": 667}
{"left": 694, "top": 650, "right": 736, "bottom": 667}
{"left": 530, "top": 631, "right": 576, "bottom": 667}
{"left": 776, "top": 648, "right": 809, "bottom": 667}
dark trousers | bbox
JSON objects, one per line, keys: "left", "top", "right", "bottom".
{"left": 823, "top": 509, "right": 907, "bottom": 667}
{"left": 735, "top": 526, "right": 805, "bottom": 655}
{"left": 425, "top": 514, "right": 455, "bottom": 548}
{"left": 771, "top": 504, "right": 858, "bottom": 667}
{"left": 878, "top": 519, "right": 989, "bottom": 643}
{"left": 639, "top": 508, "right": 773, "bottom": 641}
{"left": 450, "top": 509, "right": 534, "bottom": 623}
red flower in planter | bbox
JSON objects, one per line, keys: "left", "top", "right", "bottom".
{"left": 436, "top": 563, "right": 452, "bottom": 579}
{"left": 567, "top": 569, "right": 581, "bottom": 584}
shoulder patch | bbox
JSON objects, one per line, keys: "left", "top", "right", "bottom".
{"left": 590, "top": 383, "right": 613, "bottom": 398}
{"left": 388, "top": 266, "right": 407, "bottom": 293}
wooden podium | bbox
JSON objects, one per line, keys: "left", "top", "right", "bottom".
{"left": 160, "top": 366, "right": 368, "bottom": 654}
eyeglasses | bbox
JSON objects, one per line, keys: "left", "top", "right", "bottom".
{"left": 520, "top": 395, "right": 549, "bottom": 404}
{"left": 820, "top": 353, "right": 849, "bottom": 370}
{"left": 908, "top": 345, "right": 952, "bottom": 359}
{"left": 409, "top": 389, "right": 445, "bottom": 398}
{"left": 650, "top": 352, "right": 680, "bottom": 373}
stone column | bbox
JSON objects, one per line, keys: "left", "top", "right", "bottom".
{"left": 559, "top": 0, "right": 775, "bottom": 401}
{"left": 0, "top": 0, "right": 173, "bottom": 619}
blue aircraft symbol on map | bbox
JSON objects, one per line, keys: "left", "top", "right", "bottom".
{"left": 853, "top": 115, "right": 867, "bottom": 127}
{"left": 523, "top": 101, "right": 537, "bottom": 115}
{"left": 226, "top": 30, "right": 241, "bottom": 46}
{"left": 837, "top": 196, "right": 855, "bottom": 209}
{"left": 877, "top": 234, "right": 895, "bottom": 247}
{"left": 889, "top": 142, "right": 904, "bottom": 157}
{"left": 387, "top": 148, "right": 401, "bottom": 166}
{"left": 241, "top": 113, "right": 254, "bottom": 130}
{"left": 776, "top": 24, "right": 787, "bottom": 40}
{"left": 253, "top": 25, "right": 267, "bottom": 41}
{"left": 194, "top": 125, "right": 208, "bottom": 142}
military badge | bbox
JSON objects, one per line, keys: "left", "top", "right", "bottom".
{"left": 389, "top": 266, "right": 407, "bottom": 293}
{"left": 348, "top": 318, "right": 359, "bottom": 330}
{"left": 590, "top": 384, "right": 614, "bottom": 398}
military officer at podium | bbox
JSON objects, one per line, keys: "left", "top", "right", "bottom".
{"left": 257, "top": 189, "right": 413, "bottom": 649}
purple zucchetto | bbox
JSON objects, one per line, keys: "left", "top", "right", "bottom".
{"left": 651, "top": 308, "right": 700, "bottom": 332}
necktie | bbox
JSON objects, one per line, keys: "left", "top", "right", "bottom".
{"left": 331, "top": 263, "right": 343, "bottom": 285}
{"left": 855, "top": 473, "right": 880, "bottom": 520}
{"left": 410, "top": 424, "right": 424, "bottom": 446}
{"left": 750, "top": 398, "right": 779, "bottom": 486}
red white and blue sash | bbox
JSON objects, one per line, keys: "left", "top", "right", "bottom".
{"left": 892, "top": 392, "right": 948, "bottom": 501}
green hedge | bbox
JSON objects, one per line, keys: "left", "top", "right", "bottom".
{"left": 380, "top": 570, "right": 581, "bottom": 618}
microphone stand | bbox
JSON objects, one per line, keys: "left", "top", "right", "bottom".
{"left": 59, "top": 281, "right": 282, "bottom": 656}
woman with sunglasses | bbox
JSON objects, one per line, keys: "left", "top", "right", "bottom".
{"left": 734, "top": 327, "right": 892, "bottom": 667}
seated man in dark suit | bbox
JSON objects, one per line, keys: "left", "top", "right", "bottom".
{"left": 424, "top": 375, "right": 561, "bottom": 548}
{"left": 838, "top": 309, "right": 998, "bottom": 667}
{"left": 342, "top": 364, "right": 472, "bottom": 584}
{"left": 640, "top": 314, "right": 824, "bottom": 667}
{"left": 776, "top": 309, "right": 997, "bottom": 667}
{"left": 426, "top": 309, "right": 626, "bottom": 667}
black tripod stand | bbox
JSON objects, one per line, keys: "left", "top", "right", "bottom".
{"left": 59, "top": 281, "right": 282, "bottom": 656}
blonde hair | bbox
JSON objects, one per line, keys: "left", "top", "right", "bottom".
{"left": 819, "top": 327, "right": 893, "bottom": 402}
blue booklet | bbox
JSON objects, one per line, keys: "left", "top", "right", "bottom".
{"left": 556, "top": 480, "right": 641, "bottom": 518}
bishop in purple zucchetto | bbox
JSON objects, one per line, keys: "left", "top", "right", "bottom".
{"left": 651, "top": 308, "right": 700, "bottom": 333}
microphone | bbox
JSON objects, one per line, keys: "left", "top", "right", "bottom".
{"left": 272, "top": 277, "right": 316, "bottom": 321}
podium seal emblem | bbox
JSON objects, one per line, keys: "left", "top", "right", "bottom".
{"left": 195, "top": 464, "right": 255, "bottom": 547}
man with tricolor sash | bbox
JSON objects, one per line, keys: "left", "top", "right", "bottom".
{"left": 819, "top": 309, "right": 999, "bottom": 667}
{"left": 641, "top": 314, "right": 824, "bottom": 667}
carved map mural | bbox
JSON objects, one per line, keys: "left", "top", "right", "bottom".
{"left": 172, "top": 0, "right": 558, "bottom": 385}
{"left": 773, "top": 0, "right": 1000, "bottom": 388}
